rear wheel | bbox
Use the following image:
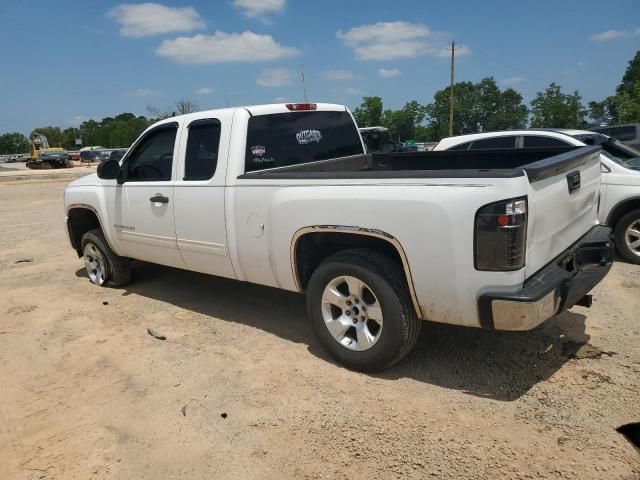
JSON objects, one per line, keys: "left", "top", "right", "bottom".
{"left": 615, "top": 209, "right": 640, "bottom": 265}
{"left": 306, "top": 249, "right": 421, "bottom": 372}
{"left": 81, "top": 229, "right": 131, "bottom": 287}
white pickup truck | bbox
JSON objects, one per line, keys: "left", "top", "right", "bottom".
{"left": 64, "top": 103, "right": 613, "bottom": 371}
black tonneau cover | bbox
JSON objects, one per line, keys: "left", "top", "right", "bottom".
{"left": 238, "top": 146, "right": 602, "bottom": 182}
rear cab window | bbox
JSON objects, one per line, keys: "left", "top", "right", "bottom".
{"left": 244, "top": 111, "right": 364, "bottom": 173}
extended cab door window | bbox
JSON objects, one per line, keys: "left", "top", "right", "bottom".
{"left": 122, "top": 125, "right": 177, "bottom": 182}
{"left": 184, "top": 119, "right": 221, "bottom": 181}
{"left": 244, "top": 111, "right": 364, "bottom": 172}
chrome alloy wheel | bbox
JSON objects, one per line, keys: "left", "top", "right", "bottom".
{"left": 625, "top": 219, "right": 640, "bottom": 257}
{"left": 320, "top": 275, "right": 384, "bottom": 351}
{"left": 84, "top": 242, "right": 108, "bottom": 286}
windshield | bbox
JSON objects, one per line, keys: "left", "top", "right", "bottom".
{"left": 571, "top": 134, "right": 640, "bottom": 169}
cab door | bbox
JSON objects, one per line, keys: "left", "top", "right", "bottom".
{"left": 109, "top": 122, "right": 184, "bottom": 269}
{"left": 173, "top": 115, "right": 236, "bottom": 279}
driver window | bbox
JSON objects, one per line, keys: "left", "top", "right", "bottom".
{"left": 124, "top": 127, "right": 177, "bottom": 181}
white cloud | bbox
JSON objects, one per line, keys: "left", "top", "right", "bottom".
{"left": 273, "top": 96, "right": 288, "bottom": 102}
{"left": 338, "top": 21, "right": 430, "bottom": 46}
{"left": 344, "top": 87, "right": 363, "bottom": 95}
{"left": 195, "top": 87, "right": 214, "bottom": 95}
{"left": 590, "top": 28, "right": 640, "bottom": 41}
{"left": 126, "top": 88, "right": 162, "bottom": 97}
{"left": 256, "top": 68, "right": 295, "bottom": 87}
{"left": 233, "top": 0, "right": 285, "bottom": 17}
{"left": 108, "top": 3, "right": 204, "bottom": 38}
{"left": 500, "top": 76, "right": 525, "bottom": 86}
{"left": 156, "top": 31, "right": 300, "bottom": 64}
{"left": 67, "top": 115, "right": 89, "bottom": 126}
{"left": 378, "top": 67, "right": 400, "bottom": 78}
{"left": 323, "top": 69, "right": 356, "bottom": 80}
{"left": 337, "top": 22, "right": 470, "bottom": 61}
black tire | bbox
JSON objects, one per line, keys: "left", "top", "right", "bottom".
{"left": 306, "top": 248, "right": 421, "bottom": 372}
{"left": 80, "top": 228, "right": 131, "bottom": 287}
{"left": 614, "top": 209, "right": 640, "bottom": 265}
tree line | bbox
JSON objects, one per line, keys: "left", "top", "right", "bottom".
{"left": 0, "top": 98, "right": 200, "bottom": 155}
{"left": 353, "top": 50, "right": 639, "bottom": 141}
{"left": 1, "top": 51, "right": 638, "bottom": 154}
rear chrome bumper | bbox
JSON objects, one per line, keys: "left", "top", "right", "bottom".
{"left": 478, "top": 225, "right": 613, "bottom": 331}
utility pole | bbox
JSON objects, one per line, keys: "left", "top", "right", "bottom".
{"left": 301, "top": 64, "right": 308, "bottom": 103}
{"left": 449, "top": 41, "right": 455, "bottom": 137}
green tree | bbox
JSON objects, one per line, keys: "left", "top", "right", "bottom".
{"left": 0, "top": 132, "right": 30, "bottom": 154}
{"left": 613, "top": 51, "right": 640, "bottom": 123}
{"left": 352, "top": 96, "right": 383, "bottom": 127}
{"left": 381, "top": 100, "right": 427, "bottom": 140}
{"left": 616, "top": 51, "right": 640, "bottom": 97}
{"left": 61, "top": 128, "right": 79, "bottom": 150}
{"left": 424, "top": 77, "right": 528, "bottom": 140}
{"left": 529, "top": 83, "right": 587, "bottom": 128}
{"left": 616, "top": 83, "right": 640, "bottom": 123}
{"left": 588, "top": 97, "right": 618, "bottom": 121}
{"left": 78, "top": 114, "right": 152, "bottom": 148}
{"left": 488, "top": 87, "right": 529, "bottom": 131}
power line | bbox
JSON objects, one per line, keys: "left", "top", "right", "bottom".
{"left": 471, "top": 46, "right": 552, "bottom": 87}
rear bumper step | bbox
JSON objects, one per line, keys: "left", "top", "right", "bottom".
{"left": 478, "top": 225, "right": 613, "bottom": 330}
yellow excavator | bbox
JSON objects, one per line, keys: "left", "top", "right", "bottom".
{"left": 27, "top": 133, "right": 72, "bottom": 169}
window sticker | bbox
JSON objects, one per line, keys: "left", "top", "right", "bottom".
{"left": 251, "top": 145, "right": 266, "bottom": 157}
{"left": 296, "top": 129, "right": 322, "bottom": 145}
{"left": 252, "top": 156, "right": 275, "bottom": 165}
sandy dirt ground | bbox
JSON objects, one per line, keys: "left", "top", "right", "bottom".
{"left": 1, "top": 179, "right": 639, "bottom": 480}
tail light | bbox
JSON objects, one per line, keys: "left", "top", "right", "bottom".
{"left": 475, "top": 197, "right": 527, "bottom": 271}
{"left": 286, "top": 103, "right": 317, "bottom": 111}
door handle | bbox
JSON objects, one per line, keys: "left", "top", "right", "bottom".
{"left": 149, "top": 194, "right": 169, "bottom": 204}
{"left": 566, "top": 171, "right": 581, "bottom": 194}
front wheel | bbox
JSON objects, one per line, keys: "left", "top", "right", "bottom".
{"left": 306, "top": 249, "right": 421, "bottom": 372}
{"left": 81, "top": 229, "right": 131, "bottom": 287}
{"left": 615, "top": 209, "right": 640, "bottom": 265}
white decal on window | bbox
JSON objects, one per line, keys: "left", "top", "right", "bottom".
{"left": 252, "top": 156, "right": 275, "bottom": 164}
{"left": 251, "top": 145, "right": 266, "bottom": 157}
{"left": 296, "top": 129, "right": 322, "bottom": 144}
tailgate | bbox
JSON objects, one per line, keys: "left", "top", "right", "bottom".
{"left": 524, "top": 146, "right": 602, "bottom": 276}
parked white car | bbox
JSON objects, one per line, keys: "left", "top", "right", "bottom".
{"left": 64, "top": 104, "right": 613, "bottom": 371}
{"left": 435, "top": 130, "right": 640, "bottom": 264}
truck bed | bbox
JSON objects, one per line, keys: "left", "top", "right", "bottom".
{"left": 239, "top": 146, "right": 601, "bottom": 182}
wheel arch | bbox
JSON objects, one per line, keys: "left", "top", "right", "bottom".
{"left": 67, "top": 204, "right": 115, "bottom": 257}
{"left": 290, "top": 226, "right": 424, "bottom": 318}
{"left": 606, "top": 196, "right": 640, "bottom": 228}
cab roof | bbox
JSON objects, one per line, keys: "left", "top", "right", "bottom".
{"left": 152, "top": 102, "right": 349, "bottom": 127}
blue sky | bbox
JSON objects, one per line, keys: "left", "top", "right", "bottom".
{"left": 1, "top": 0, "right": 639, "bottom": 135}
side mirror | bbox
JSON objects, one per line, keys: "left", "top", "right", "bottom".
{"left": 97, "top": 159, "right": 120, "bottom": 180}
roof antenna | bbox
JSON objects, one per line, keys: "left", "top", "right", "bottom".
{"left": 301, "top": 64, "right": 308, "bottom": 103}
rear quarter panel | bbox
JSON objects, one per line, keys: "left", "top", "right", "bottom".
{"left": 229, "top": 177, "right": 530, "bottom": 327}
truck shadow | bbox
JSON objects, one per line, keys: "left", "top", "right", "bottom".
{"left": 76, "top": 262, "right": 589, "bottom": 402}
